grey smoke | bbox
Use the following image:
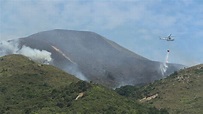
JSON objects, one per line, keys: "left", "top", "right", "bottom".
{"left": 64, "top": 63, "right": 88, "bottom": 81}
{"left": 50, "top": 45, "right": 87, "bottom": 80}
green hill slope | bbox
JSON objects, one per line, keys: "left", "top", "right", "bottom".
{"left": 0, "top": 54, "right": 79, "bottom": 113}
{"left": 0, "top": 54, "right": 165, "bottom": 114}
{"left": 116, "top": 64, "right": 203, "bottom": 114}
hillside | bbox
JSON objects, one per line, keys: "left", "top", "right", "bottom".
{"left": 116, "top": 64, "right": 203, "bottom": 114}
{"left": 0, "top": 54, "right": 167, "bottom": 114}
{"left": 0, "top": 29, "right": 184, "bottom": 88}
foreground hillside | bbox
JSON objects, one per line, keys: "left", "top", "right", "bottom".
{"left": 116, "top": 64, "right": 203, "bottom": 114}
{"left": 0, "top": 54, "right": 166, "bottom": 114}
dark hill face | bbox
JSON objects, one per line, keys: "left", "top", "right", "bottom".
{"left": 1, "top": 29, "right": 184, "bottom": 87}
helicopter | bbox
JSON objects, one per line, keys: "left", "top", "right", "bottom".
{"left": 160, "top": 34, "right": 175, "bottom": 41}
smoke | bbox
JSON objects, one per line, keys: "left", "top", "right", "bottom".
{"left": 0, "top": 40, "right": 19, "bottom": 55}
{"left": 64, "top": 64, "right": 88, "bottom": 81}
{"left": 0, "top": 40, "right": 52, "bottom": 64}
{"left": 18, "top": 45, "right": 52, "bottom": 64}
{"left": 51, "top": 45, "right": 76, "bottom": 64}
{"left": 51, "top": 45, "right": 88, "bottom": 81}
{"left": 0, "top": 39, "right": 88, "bottom": 81}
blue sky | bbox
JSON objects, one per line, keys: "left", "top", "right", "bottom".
{"left": 0, "top": 0, "right": 203, "bottom": 66}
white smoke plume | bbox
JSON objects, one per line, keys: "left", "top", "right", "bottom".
{"left": 0, "top": 40, "right": 52, "bottom": 64}
{"left": 0, "top": 40, "right": 19, "bottom": 55}
{"left": 0, "top": 39, "right": 88, "bottom": 81}
{"left": 18, "top": 45, "right": 52, "bottom": 64}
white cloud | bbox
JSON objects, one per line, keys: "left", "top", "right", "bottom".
{"left": 0, "top": 0, "right": 150, "bottom": 39}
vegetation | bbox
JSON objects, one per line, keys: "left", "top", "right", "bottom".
{"left": 0, "top": 54, "right": 165, "bottom": 114}
{"left": 116, "top": 64, "right": 203, "bottom": 114}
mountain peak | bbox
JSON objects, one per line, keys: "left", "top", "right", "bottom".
{"left": 1, "top": 29, "right": 184, "bottom": 87}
